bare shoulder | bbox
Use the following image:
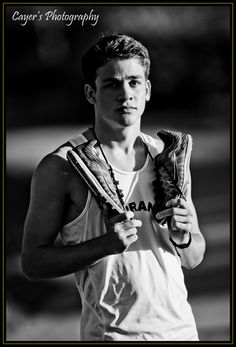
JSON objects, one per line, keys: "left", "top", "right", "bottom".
{"left": 35, "top": 143, "right": 70, "bottom": 177}
{"left": 32, "top": 142, "right": 81, "bottom": 194}
{"left": 27, "top": 141, "right": 89, "bottom": 229}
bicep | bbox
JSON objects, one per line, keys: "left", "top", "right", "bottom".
{"left": 22, "top": 156, "right": 69, "bottom": 251}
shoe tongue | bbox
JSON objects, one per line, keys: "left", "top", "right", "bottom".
{"left": 157, "top": 131, "right": 175, "bottom": 157}
{"left": 88, "top": 139, "right": 98, "bottom": 155}
{"left": 88, "top": 139, "right": 97, "bottom": 146}
{"left": 161, "top": 133, "right": 173, "bottom": 149}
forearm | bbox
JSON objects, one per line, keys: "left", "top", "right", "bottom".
{"left": 175, "top": 231, "right": 206, "bottom": 269}
{"left": 161, "top": 197, "right": 206, "bottom": 269}
{"left": 21, "top": 234, "right": 111, "bottom": 280}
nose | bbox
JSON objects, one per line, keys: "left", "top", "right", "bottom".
{"left": 117, "top": 82, "right": 133, "bottom": 102}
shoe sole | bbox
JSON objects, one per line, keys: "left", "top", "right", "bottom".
{"left": 67, "top": 149, "right": 124, "bottom": 213}
{"left": 156, "top": 130, "right": 192, "bottom": 198}
{"left": 154, "top": 131, "right": 192, "bottom": 224}
{"left": 181, "top": 135, "right": 193, "bottom": 199}
{"left": 182, "top": 134, "right": 192, "bottom": 195}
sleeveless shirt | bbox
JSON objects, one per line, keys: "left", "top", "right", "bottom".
{"left": 60, "top": 131, "right": 198, "bottom": 341}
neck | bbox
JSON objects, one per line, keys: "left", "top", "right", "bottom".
{"left": 91, "top": 123, "right": 149, "bottom": 172}
{"left": 93, "top": 122, "right": 141, "bottom": 153}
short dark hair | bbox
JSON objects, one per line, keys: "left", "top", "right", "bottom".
{"left": 81, "top": 34, "right": 151, "bottom": 89}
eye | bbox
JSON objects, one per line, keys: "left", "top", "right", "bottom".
{"left": 130, "top": 80, "right": 141, "bottom": 87}
{"left": 111, "top": 82, "right": 119, "bottom": 88}
{"left": 105, "top": 81, "right": 119, "bottom": 88}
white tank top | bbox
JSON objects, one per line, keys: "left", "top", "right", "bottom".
{"left": 60, "top": 132, "right": 198, "bottom": 341}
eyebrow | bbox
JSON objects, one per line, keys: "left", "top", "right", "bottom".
{"left": 102, "top": 75, "right": 143, "bottom": 83}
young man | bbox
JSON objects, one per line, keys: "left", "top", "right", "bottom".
{"left": 21, "top": 34, "right": 206, "bottom": 341}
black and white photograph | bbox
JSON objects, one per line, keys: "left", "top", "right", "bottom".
{"left": 4, "top": 2, "right": 232, "bottom": 342}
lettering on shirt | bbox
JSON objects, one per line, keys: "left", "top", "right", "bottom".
{"left": 125, "top": 200, "right": 155, "bottom": 214}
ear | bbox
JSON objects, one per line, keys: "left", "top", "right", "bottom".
{"left": 145, "top": 80, "right": 151, "bottom": 102}
{"left": 84, "top": 84, "right": 96, "bottom": 104}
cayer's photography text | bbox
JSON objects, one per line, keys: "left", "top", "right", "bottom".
{"left": 12, "top": 9, "right": 99, "bottom": 27}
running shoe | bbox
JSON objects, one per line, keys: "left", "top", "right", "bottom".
{"left": 67, "top": 139, "right": 125, "bottom": 214}
{"left": 153, "top": 130, "right": 192, "bottom": 225}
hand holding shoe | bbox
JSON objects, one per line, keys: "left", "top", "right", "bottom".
{"left": 156, "top": 197, "right": 193, "bottom": 245}
{"left": 104, "top": 211, "right": 142, "bottom": 254}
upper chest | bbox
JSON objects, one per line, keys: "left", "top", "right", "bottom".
{"left": 111, "top": 157, "right": 156, "bottom": 203}
{"left": 96, "top": 143, "right": 149, "bottom": 172}
{"left": 106, "top": 153, "right": 147, "bottom": 171}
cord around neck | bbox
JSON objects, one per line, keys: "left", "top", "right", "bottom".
{"left": 90, "top": 126, "right": 154, "bottom": 162}
{"left": 91, "top": 126, "right": 126, "bottom": 209}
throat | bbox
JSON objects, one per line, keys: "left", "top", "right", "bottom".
{"left": 109, "top": 150, "right": 147, "bottom": 171}
{"left": 91, "top": 126, "right": 150, "bottom": 172}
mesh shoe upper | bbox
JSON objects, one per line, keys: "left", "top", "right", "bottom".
{"left": 67, "top": 139, "right": 125, "bottom": 214}
{"left": 153, "top": 130, "right": 192, "bottom": 224}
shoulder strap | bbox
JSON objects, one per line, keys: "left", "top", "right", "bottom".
{"left": 141, "top": 132, "right": 164, "bottom": 158}
{"left": 68, "top": 133, "right": 88, "bottom": 148}
{"left": 68, "top": 128, "right": 95, "bottom": 148}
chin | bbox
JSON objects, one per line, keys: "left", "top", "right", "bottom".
{"left": 121, "top": 115, "right": 140, "bottom": 126}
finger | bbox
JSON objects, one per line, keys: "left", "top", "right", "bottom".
{"left": 166, "top": 197, "right": 189, "bottom": 207}
{"left": 177, "top": 198, "right": 190, "bottom": 209}
{"left": 165, "top": 197, "right": 180, "bottom": 208}
{"left": 172, "top": 206, "right": 194, "bottom": 218}
{"left": 127, "top": 234, "right": 138, "bottom": 244}
{"left": 122, "top": 219, "right": 142, "bottom": 230}
{"left": 112, "top": 211, "right": 134, "bottom": 223}
{"left": 156, "top": 206, "right": 187, "bottom": 220}
{"left": 175, "top": 221, "right": 192, "bottom": 233}
{"left": 119, "top": 227, "right": 138, "bottom": 239}
{"left": 155, "top": 208, "right": 172, "bottom": 220}
{"left": 122, "top": 233, "right": 138, "bottom": 249}
{"left": 172, "top": 214, "right": 193, "bottom": 223}
{"left": 158, "top": 204, "right": 193, "bottom": 220}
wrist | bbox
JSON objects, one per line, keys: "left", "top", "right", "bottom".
{"left": 169, "top": 232, "right": 192, "bottom": 249}
{"left": 100, "top": 232, "right": 118, "bottom": 256}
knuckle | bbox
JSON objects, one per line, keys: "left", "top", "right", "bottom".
{"left": 185, "top": 208, "right": 190, "bottom": 215}
{"left": 118, "top": 231, "right": 125, "bottom": 240}
{"left": 187, "top": 224, "right": 192, "bottom": 232}
{"left": 172, "top": 215, "right": 178, "bottom": 222}
{"left": 132, "top": 219, "right": 141, "bottom": 227}
{"left": 125, "top": 211, "right": 134, "bottom": 220}
{"left": 129, "top": 220, "right": 135, "bottom": 228}
{"left": 175, "top": 221, "right": 180, "bottom": 228}
{"left": 123, "top": 239, "right": 130, "bottom": 248}
{"left": 114, "top": 224, "right": 121, "bottom": 233}
{"left": 137, "top": 219, "right": 142, "bottom": 227}
{"left": 131, "top": 234, "right": 138, "bottom": 243}
{"left": 171, "top": 218, "right": 177, "bottom": 230}
{"left": 189, "top": 215, "right": 194, "bottom": 222}
{"left": 124, "top": 221, "right": 132, "bottom": 230}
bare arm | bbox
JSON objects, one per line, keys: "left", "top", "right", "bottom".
{"left": 21, "top": 154, "right": 141, "bottom": 280}
{"left": 156, "top": 196, "right": 206, "bottom": 269}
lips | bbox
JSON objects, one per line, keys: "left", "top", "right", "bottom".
{"left": 116, "top": 106, "right": 137, "bottom": 113}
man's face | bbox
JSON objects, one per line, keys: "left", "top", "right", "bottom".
{"left": 86, "top": 58, "right": 151, "bottom": 129}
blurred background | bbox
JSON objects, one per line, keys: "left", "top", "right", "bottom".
{"left": 5, "top": 4, "right": 231, "bottom": 342}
